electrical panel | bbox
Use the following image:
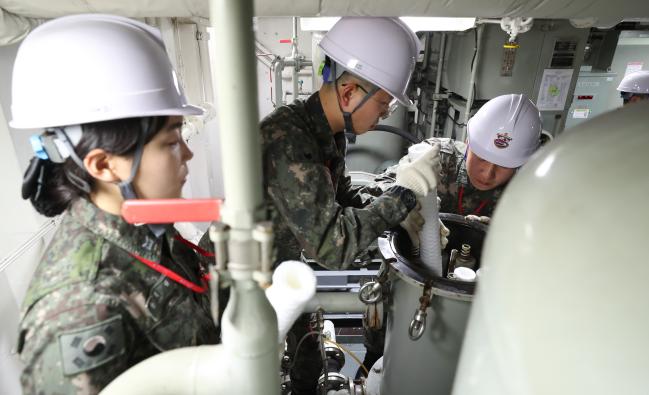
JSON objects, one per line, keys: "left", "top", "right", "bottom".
{"left": 565, "top": 71, "right": 618, "bottom": 130}
{"left": 439, "top": 20, "right": 589, "bottom": 134}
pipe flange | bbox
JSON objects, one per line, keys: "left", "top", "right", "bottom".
{"left": 318, "top": 372, "right": 348, "bottom": 391}
{"left": 325, "top": 345, "right": 345, "bottom": 369}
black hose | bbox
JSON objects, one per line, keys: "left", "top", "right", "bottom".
{"left": 371, "top": 124, "right": 423, "bottom": 144}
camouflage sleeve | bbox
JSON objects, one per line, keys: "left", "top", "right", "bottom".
{"left": 18, "top": 285, "right": 140, "bottom": 395}
{"left": 335, "top": 174, "right": 382, "bottom": 208}
{"left": 266, "top": 140, "right": 411, "bottom": 270}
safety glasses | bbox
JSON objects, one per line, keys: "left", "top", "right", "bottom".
{"left": 356, "top": 84, "right": 399, "bottom": 119}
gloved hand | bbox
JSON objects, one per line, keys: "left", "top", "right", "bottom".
{"left": 395, "top": 142, "right": 441, "bottom": 197}
{"left": 439, "top": 219, "right": 450, "bottom": 249}
{"left": 465, "top": 215, "right": 491, "bottom": 224}
{"left": 400, "top": 202, "right": 424, "bottom": 255}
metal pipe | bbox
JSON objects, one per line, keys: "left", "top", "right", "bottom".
{"left": 210, "top": 0, "right": 264, "bottom": 232}
{"left": 430, "top": 33, "right": 446, "bottom": 138}
{"left": 476, "top": 18, "right": 502, "bottom": 24}
{"left": 291, "top": 17, "right": 300, "bottom": 102}
{"left": 255, "top": 40, "right": 274, "bottom": 68}
{"left": 421, "top": 32, "right": 432, "bottom": 72}
{"left": 463, "top": 25, "right": 484, "bottom": 139}
{"left": 273, "top": 57, "right": 285, "bottom": 107}
{"left": 209, "top": 1, "right": 279, "bottom": 394}
{"left": 304, "top": 292, "right": 366, "bottom": 314}
{"left": 0, "top": 217, "right": 59, "bottom": 274}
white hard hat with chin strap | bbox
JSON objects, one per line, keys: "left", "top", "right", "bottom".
{"left": 12, "top": 14, "right": 204, "bottom": 236}
{"left": 319, "top": 17, "right": 420, "bottom": 134}
{"left": 466, "top": 94, "right": 541, "bottom": 169}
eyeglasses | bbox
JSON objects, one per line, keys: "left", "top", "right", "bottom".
{"left": 354, "top": 84, "right": 399, "bottom": 119}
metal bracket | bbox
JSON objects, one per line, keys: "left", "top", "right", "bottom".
{"left": 252, "top": 221, "right": 274, "bottom": 288}
{"left": 408, "top": 284, "right": 434, "bottom": 341}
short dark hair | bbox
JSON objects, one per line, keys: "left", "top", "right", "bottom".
{"left": 336, "top": 71, "right": 376, "bottom": 92}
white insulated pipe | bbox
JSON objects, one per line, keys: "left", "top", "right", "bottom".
{"left": 210, "top": 0, "right": 264, "bottom": 231}
{"left": 265, "top": 261, "right": 317, "bottom": 344}
{"left": 304, "top": 291, "right": 366, "bottom": 313}
{"left": 101, "top": 279, "right": 281, "bottom": 395}
{"left": 408, "top": 144, "right": 443, "bottom": 276}
{"left": 209, "top": 0, "right": 279, "bottom": 392}
{"left": 100, "top": 345, "right": 229, "bottom": 394}
{"left": 219, "top": 279, "right": 280, "bottom": 394}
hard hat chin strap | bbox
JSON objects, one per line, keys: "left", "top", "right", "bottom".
{"left": 117, "top": 120, "right": 147, "bottom": 201}
{"left": 332, "top": 62, "right": 380, "bottom": 138}
{"left": 117, "top": 118, "right": 167, "bottom": 238}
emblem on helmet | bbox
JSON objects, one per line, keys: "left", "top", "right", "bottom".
{"left": 494, "top": 132, "right": 513, "bottom": 149}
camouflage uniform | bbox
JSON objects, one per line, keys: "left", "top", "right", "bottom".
{"left": 17, "top": 198, "right": 218, "bottom": 395}
{"left": 260, "top": 93, "right": 415, "bottom": 395}
{"left": 260, "top": 93, "right": 414, "bottom": 269}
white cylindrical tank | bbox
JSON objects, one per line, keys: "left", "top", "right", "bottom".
{"left": 452, "top": 102, "right": 649, "bottom": 395}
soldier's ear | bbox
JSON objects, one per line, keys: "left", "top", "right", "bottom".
{"left": 338, "top": 83, "right": 357, "bottom": 109}
{"left": 83, "top": 149, "right": 131, "bottom": 183}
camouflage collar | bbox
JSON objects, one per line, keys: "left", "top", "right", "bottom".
{"left": 305, "top": 93, "right": 342, "bottom": 161}
{"left": 69, "top": 198, "right": 167, "bottom": 261}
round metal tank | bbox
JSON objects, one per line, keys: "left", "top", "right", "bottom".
{"left": 371, "top": 214, "right": 487, "bottom": 395}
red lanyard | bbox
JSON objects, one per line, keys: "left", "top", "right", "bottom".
{"left": 173, "top": 235, "right": 214, "bottom": 258}
{"left": 129, "top": 235, "right": 213, "bottom": 294}
{"left": 457, "top": 186, "right": 489, "bottom": 216}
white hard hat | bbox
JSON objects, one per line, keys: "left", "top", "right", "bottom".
{"left": 467, "top": 94, "right": 541, "bottom": 169}
{"left": 616, "top": 70, "right": 649, "bottom": 94}
{"left": 318, "top": 17, "right": 420, "bottom": 106}
{"left": 10, "top": 14, "right": 203, "bottom": 130}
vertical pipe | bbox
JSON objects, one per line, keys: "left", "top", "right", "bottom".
{"left": 273, "top": 57, "right": 285, "bottom": 107}
{"left": 291, "top": 17, "right": 299, "bottom": 103}
{"left": 422, "top": 32, "right": 432, "bottom": 70}
{"left": 210, "top": 0, "right": 264, "bottom": 232}
{"left": 463, "top": 25, "right": 484, "bottom": 139}
{"left": 209, "top": 1, "right": 280, "bottom": 394}
{"left": 430, "top": 33, "right": 446, "bottom": 138}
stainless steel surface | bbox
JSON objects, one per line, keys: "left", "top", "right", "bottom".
{"left": 376, "top": 214, "right": 487, "bottom": 395}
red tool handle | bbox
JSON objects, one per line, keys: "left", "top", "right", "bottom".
{"left": 121, "top": 199, "right": 221, "bottom": 224}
